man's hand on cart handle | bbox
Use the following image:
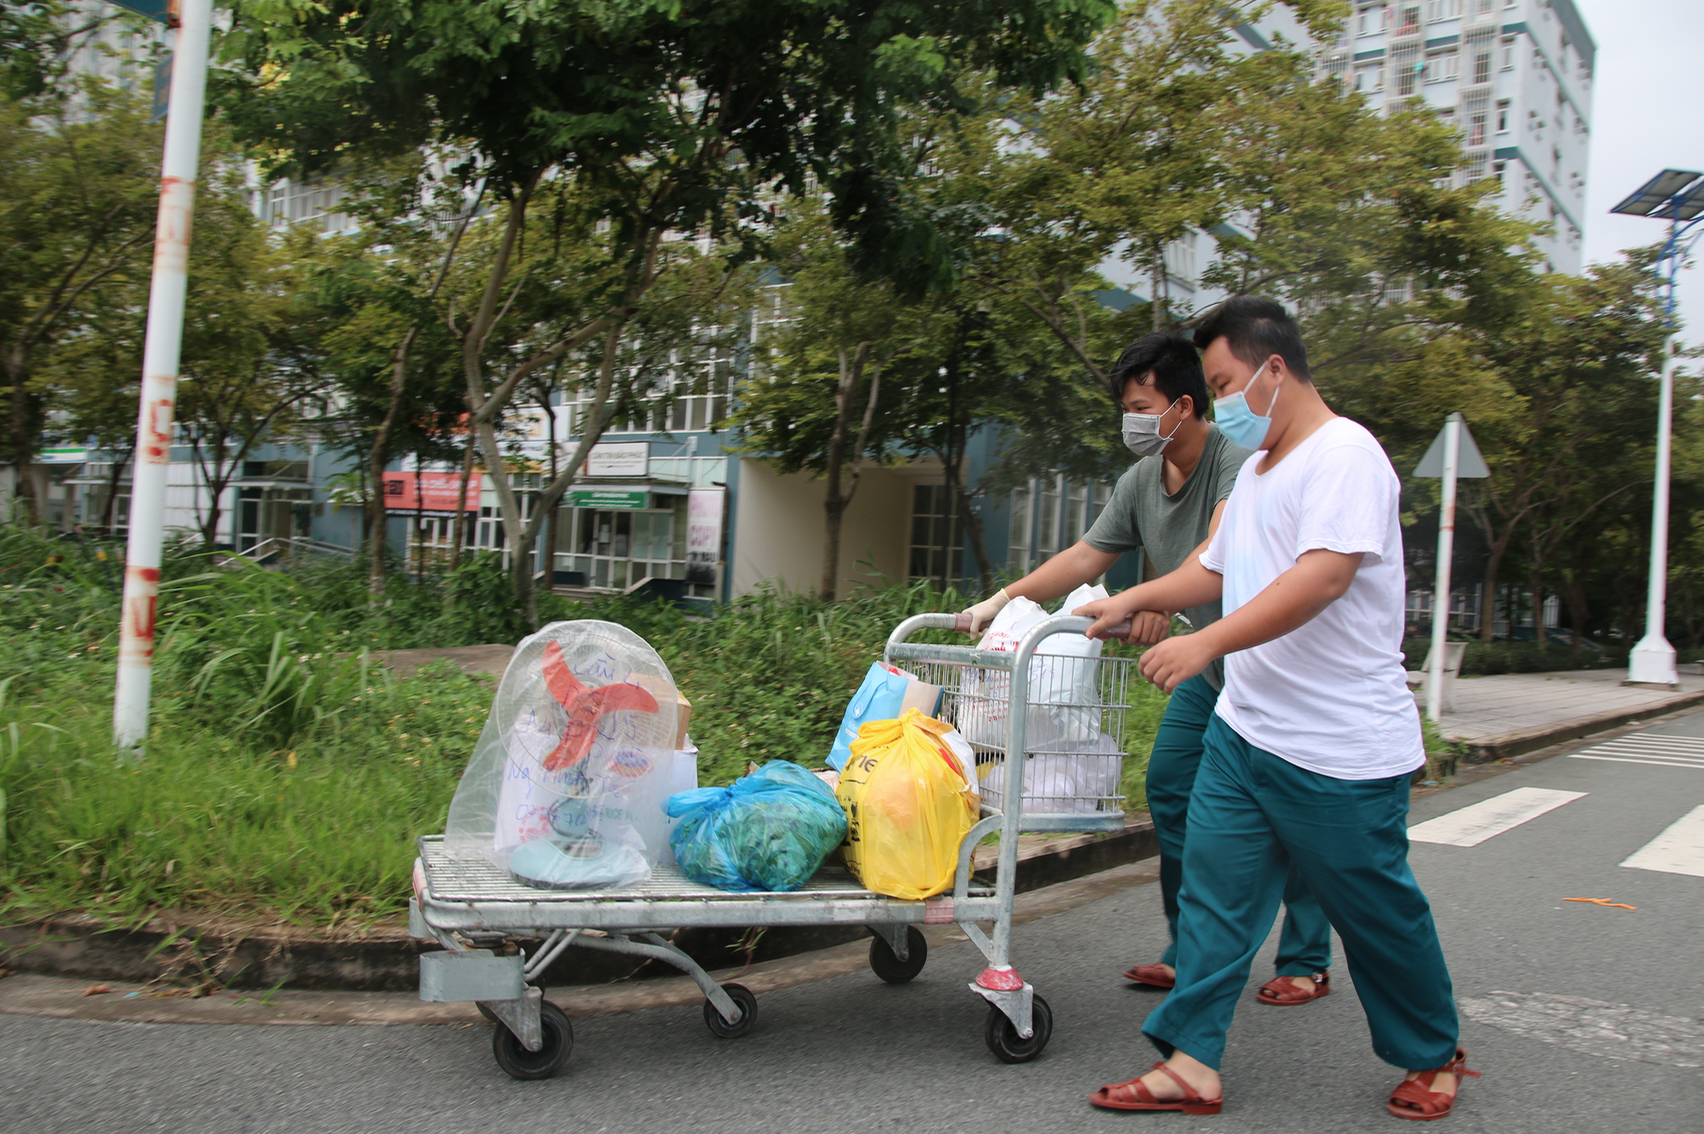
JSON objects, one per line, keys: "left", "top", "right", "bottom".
{"left": 959, "top": 588, "right": 1012, "bottom": 635}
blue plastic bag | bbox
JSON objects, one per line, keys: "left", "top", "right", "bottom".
{"left": 666, "top": 761, "right": 848, "bottom": 892}
{"left": 827, "top": 663, "right": 912, "bottom": 770}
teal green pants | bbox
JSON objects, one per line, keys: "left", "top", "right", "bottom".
{"left": 1142, "top": 715, "right": 1459, "bottom": 1071}
{"left": 1147, "top": 674, "right": 1332, "bottom": 975}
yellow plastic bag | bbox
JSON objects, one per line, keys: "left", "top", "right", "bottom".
{"left": 836, "top": 708, "right": 979, "bottom": 900}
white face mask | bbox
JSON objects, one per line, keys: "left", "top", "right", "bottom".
{"left": 1121, "top": 398, "right": 1185, "bottom": 459}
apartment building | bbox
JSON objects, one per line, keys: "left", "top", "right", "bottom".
{"left": 1319, "top": 0, "right": 1594, "bottom": 272}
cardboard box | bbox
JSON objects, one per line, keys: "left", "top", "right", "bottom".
{"left": 625, "top": 674, "right": 693, "bottom": 750}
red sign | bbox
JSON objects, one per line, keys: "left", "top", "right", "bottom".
{"left": 382, "top": 471, "right": 482, "bottom": 516}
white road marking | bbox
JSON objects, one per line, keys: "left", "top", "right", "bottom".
{"left": 1620, "top": 804, "right": 1704, "bottom": 878}
{"left": 1460, "top": 991, "right": 1704, "bottom": 1068}
{"left": 1407, "top": 787, "right": 1588, "bottom": 847}
{"left": 1570, "top": 734, "right": 1704, "bottom": 770}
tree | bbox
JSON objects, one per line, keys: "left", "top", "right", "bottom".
{"left": 218, "top": 0, "right": 1116, "bottom": 623}
{"left": 733, "top": 204, "right": 941, "bottom": 599}
{"left": 1444, "top": 256, "right": 1670, "bottom": 642}
{"left": 0, "top": 80, "right": 160, "bottom": 522}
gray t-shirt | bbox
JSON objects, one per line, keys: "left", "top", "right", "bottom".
{"left": 1083, "top": 425, "right": 1253, "bottom": 690}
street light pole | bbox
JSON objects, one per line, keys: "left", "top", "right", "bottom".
{"left": 1610, "top": 169, "right": 1704, "bottom": 690}
{"left": 113, "top": 0, "right": 214, "bottom": 751}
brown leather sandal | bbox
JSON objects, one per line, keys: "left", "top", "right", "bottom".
{"left": 1256, "top": 971, "right": 1330, "bottom": 1006}
{"left": 1090, "top": 1062, "right": 1223, "bottom": 1114}
{"left": 1121, "top": 962, "right": 1176, "bottom": 989}
{"left": 1387, "top": 1048, "right": 1480, "bottom": 1121}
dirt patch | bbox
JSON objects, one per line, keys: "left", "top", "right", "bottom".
{"left": 371, "top": 644, "right": 515, "bottom": 682}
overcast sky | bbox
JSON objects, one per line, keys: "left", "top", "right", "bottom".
{"left": 1574, "top": 0, "right": 1704, "bottom": 347}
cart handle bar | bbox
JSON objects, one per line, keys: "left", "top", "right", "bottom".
{"left": 938, "top": 611, "right": 1132, "bottom": 639}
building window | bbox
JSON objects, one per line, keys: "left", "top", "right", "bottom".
{"left": 909, "top": 484, "right": 963, "bottom": 588}
{"left": 1496, "top": 100, "right": 1511, "bottom": 132}
{"left": 1007, "top": 486, "right": 1032, "bottom": 574}
{"left": 1036, "top": 478, "right": 1061, "bottom": 561}
{"left": 1472, "top": 50, "right": 1493, "bottom": 84}
{"left": 1492, "top": 160, "right": 1506, "bottom": 186}
{"left": 1357, "top": 5, "right": 1385, "bottom": 36}
{"left": 1501, "top": 37, "right": 1515, "bottom": 69}
{"left": 1427, "top": 0, "right": 1462, "bottom": 19}
{"left": 264, "top": 178, "right": 350, "bottom": 233}
{"left": 1426, "top": 49, "right": 1458, "bottom": 82}
{"left": 1395, "top": 4, "right": 1421, "bottom": 34}
{"left": 1467, "top": 112, "right": 1488, "bottom": 147}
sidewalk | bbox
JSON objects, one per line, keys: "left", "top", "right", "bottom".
{"left": 1431, "top": 667, "right": 1704, "bottom": 761}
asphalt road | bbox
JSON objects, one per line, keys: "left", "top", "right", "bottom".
{"left": 4, "top": 712, "right": 1702, "bottom": 1134}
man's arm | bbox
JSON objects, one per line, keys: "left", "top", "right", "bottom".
{"left": 1134, "top": 548, "right": 1363, "bottom": 692}
{"left": 960, "top": 540, "right": 1123, "bottom": 633}
{"left": 1073, "top": 497, "right": 1231, "bottom": 642}
{"left": 1006, "top": 541, "right": 1122, "bottom": 604}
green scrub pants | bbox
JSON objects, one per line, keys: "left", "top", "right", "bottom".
{"left": 1146, "top": 674, "right": 1332, "bottom": 976}
{"left": 1142, "top": 715, "right": 1459, "bottom": 1071}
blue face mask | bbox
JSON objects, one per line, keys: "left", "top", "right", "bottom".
{"left": 1213, "top": 361, "right": 1279, "bottom": 449}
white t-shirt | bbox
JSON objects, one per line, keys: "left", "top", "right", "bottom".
{"left": 1200, "top": 417, "right": 1423, "bottom": 780}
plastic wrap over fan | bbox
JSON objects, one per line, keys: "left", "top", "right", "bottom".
{"left": 444, "top": 621, "right": 678, "bottom": 889}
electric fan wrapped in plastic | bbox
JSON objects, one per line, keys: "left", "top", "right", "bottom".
{"left": 443, "top": 621, "right": 678, "bottom": 889}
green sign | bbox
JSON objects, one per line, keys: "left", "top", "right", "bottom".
{"left": 567, "top": 489, "right": 650, "bottom": 510}
{"left": 108, "top": 1, "right": 173, "bottom": 22}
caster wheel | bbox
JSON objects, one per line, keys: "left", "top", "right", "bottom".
{"left": 491, "top": 999, "right": 573, "bottom": 1080}
{"left": 476, "top": 1002, "right": 499, "bottom": 1025}
{"left": 985, "top": 994, "right": 1052, "bottom": 1063}
{"left": 868, "top": 927, "right": 928, "bottom": 984}
{"left": 703, "top": 982, "right": 758, "bottom": 1038}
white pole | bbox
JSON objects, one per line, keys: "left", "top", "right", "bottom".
{"left": 1627, "top": 331, "right": 1679, "bottom": 687}
{"left": 113, "top": 0, "right": 214, "bottom": 751}
{"left": 1426, "top": 413, "right": 1461, "bottom": 722}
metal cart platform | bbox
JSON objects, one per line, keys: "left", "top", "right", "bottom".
{"left": 411, "top": 612, "right": 1141, "bottom": 1078}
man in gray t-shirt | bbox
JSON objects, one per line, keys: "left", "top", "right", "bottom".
{"left": 960, "top": 332, "right": 1331, "bottom": 1004}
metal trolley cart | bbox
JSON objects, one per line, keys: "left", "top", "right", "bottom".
{"left": 410, "top": 612, "right": 1142, "bottom": 1079}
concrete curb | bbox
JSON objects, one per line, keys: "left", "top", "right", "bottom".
{"left": 1461, "top": 686, "right": 1704, "bottom": 762}
{"left": 0, "top": 857, "right": 1163, "bottom": 1027}
{"left": 0, "top": 819, "right": 1160, "bottom": 994}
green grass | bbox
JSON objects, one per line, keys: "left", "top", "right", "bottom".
{"left": 0, "top": 527, "right": 1172, "bottom": 930}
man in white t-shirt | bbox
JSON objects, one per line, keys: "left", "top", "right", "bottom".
{"left": 1075, "top": 298, "right": 1472, "bottom": 1123}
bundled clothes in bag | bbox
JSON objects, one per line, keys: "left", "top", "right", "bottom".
{"left": 827, "top": 662, "right": 944, "bottom": 770}
{"left": 667, "top": 761, "right": 848, "bottom": 892}
{"left": 836, "top": 709, "right": 979, "bottom": 900}
{"left": 955, "top": 583, "right": 1108, "bottom": 752}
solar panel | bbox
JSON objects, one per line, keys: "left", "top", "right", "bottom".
{"left": 1674, "top": 180, "right": 1704, "bottom": 222}
{"left": 1610, "top": 169, "right": 1704, "bottom": 217}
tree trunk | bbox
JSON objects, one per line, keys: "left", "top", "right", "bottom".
{"left": 102, "top": 447, "right": 131, "bottom": 532}
{"left": 1479, "top": 537, "right": 1510, "bottom": 643}
{"left": 369, "top": 326, "right": 419, "bottom": 598}
{"left": 820, "top": 343, "right": 874, "bottom": 602}
{"left": 6, "top": 347, "right": 40, "bottom": 526}
{"left": 448, "top": 432, "right": 475, "bottom": 578}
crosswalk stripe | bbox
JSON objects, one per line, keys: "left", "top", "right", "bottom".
{"left": 1621, "top": 805, "right": 1704, "bottom": 878}
{"left": 1568, "top": 734, "right": 1704, "bottom": 771}
{"left": 1572, "top": 755, "right": 1704, "bottom": 770}
{"left": 1408, "top": 787, "right": 1588, "bottom": 847}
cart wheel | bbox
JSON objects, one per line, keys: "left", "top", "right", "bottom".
{"left": 985, "top": 994, "right": 1052, "bottom": 1064}
{"left": 702, "top": 982, "right": 758, "bottom": 1038}
{"left": 476, "top": 1002, "right": 499, "bottom": 1024}
{"left": 491, "top": 999, "right": 573, "bottom": 1080}
{"left": 868, "top": 927, "right": 928, "bottom": 984}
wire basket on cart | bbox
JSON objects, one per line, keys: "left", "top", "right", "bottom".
{"left": 409, "top": 612, "right": 1144, "bottom": 1079}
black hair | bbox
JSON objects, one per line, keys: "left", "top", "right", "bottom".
{"left": 1106, "top": 332, "right": 1210, "bottom": 418}
{"left": 1193, "top": 296, "right": 1312, "bottom": 383}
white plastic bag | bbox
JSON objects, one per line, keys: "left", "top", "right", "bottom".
{"left": 955, "top": 583, "right": 1107, "bottom": 752}
{"left": 443, "top": 621, "right": 678, "bottom": 889}
{"left": 978, "top": 733, "right": 1124, "bottom": 816}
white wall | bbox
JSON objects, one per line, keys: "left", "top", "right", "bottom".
{"left": 731, "top": 459, "right": 912, "bottom": 598}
